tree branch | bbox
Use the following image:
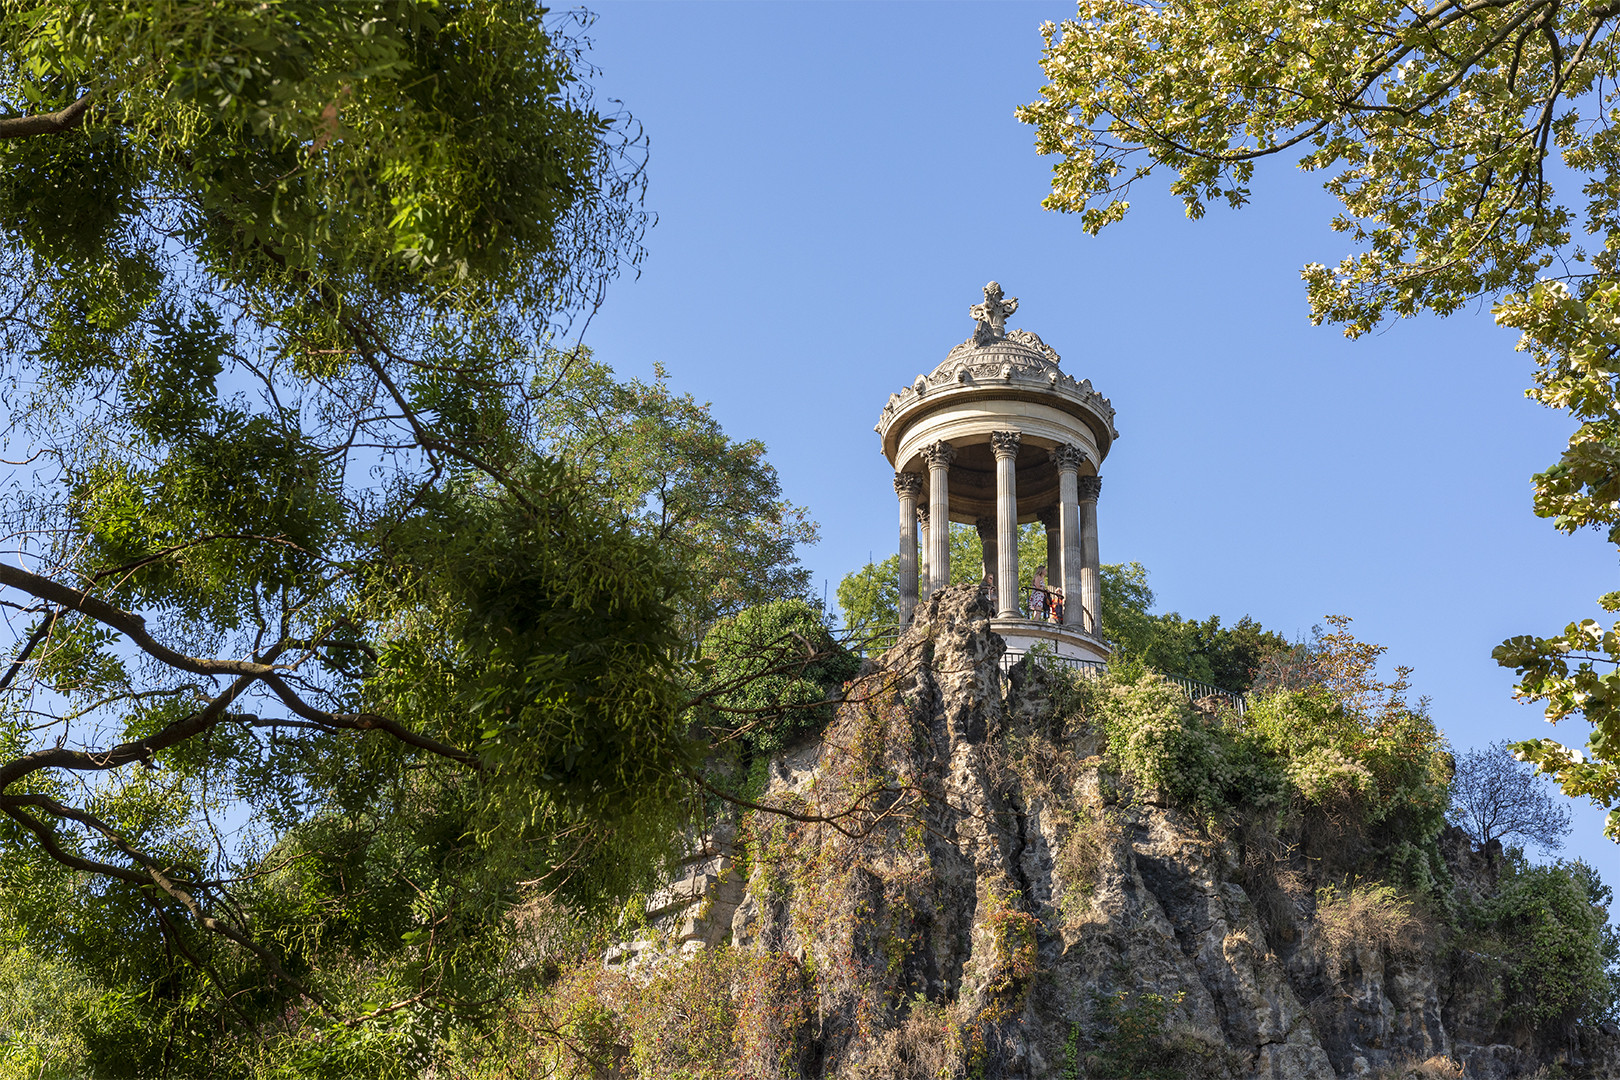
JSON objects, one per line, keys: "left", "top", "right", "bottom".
{"left": 257, "top": 671, "right": 484, "bottom": 769}
{"left": 0, "top": 562, "right": 277, "bottom": 678}
{"left": 0, "top": 93, "right": 92, "bottom": 139}
{"left": 0, "top": 670, "right": 258, "bottom": 790}
{"left": 0, "top": 607, "right": 57, "bottom": 691}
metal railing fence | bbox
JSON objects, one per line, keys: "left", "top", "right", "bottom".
{"left": 849, "top": 634, "right": 1248, "bottom": 715}
{"left": 999, "top": 649, "right": 1247, "bottom": 716}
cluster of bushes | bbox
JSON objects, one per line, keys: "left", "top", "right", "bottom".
{"left": 1461, "top": 853, "right": 1620, "bottom": 1033}
{"left": 1091, "top": 671, "right": 1452, "bottom": 889}
{"left": 837, "top": 554, "right": 1287, "bottom": 694}
{"left": 442, "top": 941, "right": 814, "bottom": 1080}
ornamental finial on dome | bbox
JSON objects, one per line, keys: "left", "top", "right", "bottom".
{"left": 970, "top": 281, "right": 1018, "bottom": 345}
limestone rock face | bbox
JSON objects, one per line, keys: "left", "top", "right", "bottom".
{"left": 646, "top": 585, "right": 1617, "bottom": 1079}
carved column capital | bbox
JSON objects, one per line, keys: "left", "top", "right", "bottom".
{"left": 1077, "top": 475, "right": 1103, "bottom": 502}
{"left": 916, "top": 504, "right": 930, "bottom": 524}
{"left": 922, "top": 441, "right": 956, "bottom": 470}
{"left": 1049, "top": 444, "right": 1088, "bottom": 474}
{"left": 990, "top": 430, "right": 1022, "bottom": 460}
{"left": 893, "top": 472, "right": 924, "bottom": 500}
{"left": 974, "top": 514, "right": 996, "bottom": 537}
{"left": 1037, "top": 506, "right": 1060, "bottom": 529}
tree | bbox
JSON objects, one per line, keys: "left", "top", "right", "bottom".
{"left": 1475, "top": 855, "right": 1620, "bottom": 1033}
{"left": 1019, "top": 0, "right": 1620, "bottom": 838}
{"left": 0, "top": 3, "right": 694, "bottom": 1071}
{"left": 535, "top": 351, "right": 818, "bottom": 635}
{"left": 696, "top": 599, "right": 860, "bottom": 757}
{"left": 1450, "top": 740, "right": 1574, "bottom": 851}
{"left": 836, "top": 553, "right": 900, "bottom": 651}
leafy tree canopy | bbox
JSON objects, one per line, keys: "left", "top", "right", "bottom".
{"left": 697, "top": 599, "right": 859, "bottom": 758}
{"left": 0, "top": 3, "right": 714, "bottom": 1072}
{"left": 835, "top": 552, "right": 899, "bottom": 652}
{"left": 1019, "top": 0, "right": 1620, "bottom": 838}
{"left": 535, "top": 351, "right": 819, "bottom": 636}
{"left": 1471, "top": 854, "right": 1620, "bottom": 1031}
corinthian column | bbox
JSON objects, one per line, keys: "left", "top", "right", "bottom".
{"left": 894, "top": 473, "right": 923, "bottom": 629}
{"left": 975, "top": 515, "right": 997, "bottom": 593}
{"left": 1078, "top": 474, "right": 1103, "bottom": 635}
{"left": 990, "top": 430, "right": 1021, "bottom": 618}
{"left": 917, "top": 505, "right": 931, "bottom": 602}
{"left": 1037, "top": 507, "right": 1061, "bottom": 595}
{"left": 1050, "top": 445, "right": 1088, "bottom": 631}
{"left": 922, "top": 442, "right": 955, "bottom": 594}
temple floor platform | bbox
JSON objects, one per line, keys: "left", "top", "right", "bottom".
{"left": 990, "top": 617, "right": 1110, "bottom": 663}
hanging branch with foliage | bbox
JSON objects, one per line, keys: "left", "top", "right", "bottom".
{"left": 1019, "top": 0, "right": 1620, "bottom": 837}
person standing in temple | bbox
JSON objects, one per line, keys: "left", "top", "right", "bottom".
{"left": 1030, "top": 566, "right": 1048, "bottom": 621}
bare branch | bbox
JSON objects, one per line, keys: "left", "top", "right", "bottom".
{"left": 0, "top": 562, "right": 277, "bottom": 678}
{"left": 0, "top": 93, "right": 92, "bottom": 139}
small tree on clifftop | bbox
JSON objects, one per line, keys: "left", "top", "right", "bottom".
{"left": 1450, "top": 741, "right": 1573, "bottom": 852}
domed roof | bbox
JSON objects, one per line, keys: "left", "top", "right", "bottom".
{"left": 929, "top": 327, "right": 1064, "bottom": 384}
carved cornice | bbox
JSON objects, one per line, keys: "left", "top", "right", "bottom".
{"left": 893, "top": 472, "right": 924, "bottom": 501}
{"left": 871, "top": 286, "right": 1121, "bottom": 462}
{"left": 990, "top": 430, "right": 1022, "bottom": 459}
{"left": 1049, "top": 444, "right": 1088, "bottom": 474}
{"left": 922, "top": 441, "right": 957, "bottom": 471}
{"left": 1078, "top": 475, "right": 1103, "bottom": 502}
{"left": 876, "top": 339, "right": 1120, "bottom": 445}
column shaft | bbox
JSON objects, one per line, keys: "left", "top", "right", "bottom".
{"left": 894, "top": 473, "right": 922, "bottom": 629}
{"left": 917, "top": 506, "right": 931, "bottom": 602}
{"left": 1051, "top": 446, "right": 1088, "bottom": 632}
{"left": 1078, "top": 474, "right": 1102, "bottom": 635}
{"left": 1038, "top": 508, "right": 1060, "bottom": 622}
{"left": 975, "top": 515, "right": 997, "bottom": 596}
{"left": 991, "top": 431, "right": 1021, "bottom": 619}
{"left": 923, "top": 443, "right": 955, "bottom": 594}
{"left": 1038, "top": 509, "right": 1061, "bottom": 594}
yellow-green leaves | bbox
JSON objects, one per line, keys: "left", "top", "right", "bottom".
{"left": 1020, "top": 0, "right": 1592, "bottom": 334}
{"left": 0, "top": 1, "right": 644, "bottom": 307}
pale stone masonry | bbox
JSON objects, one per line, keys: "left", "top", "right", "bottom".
{"left": 874, "top": 282, "right": 1118, "bottom": 661}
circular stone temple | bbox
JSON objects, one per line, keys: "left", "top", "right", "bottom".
{"left": 875, "top": 282, "right": 1117, "bottom": 661}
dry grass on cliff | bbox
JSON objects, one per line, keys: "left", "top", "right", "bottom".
{"left": 1367, "top": 1054, "right": 1464, "bottom": 1079}
{"left": 1053, "top": 803, "right": 1108, "bottom": 925}
{"left": 858, "top": 999, "right": 971, "bottom": 1080}
{"left": 1313, "top": 881, "right": 1424, "bottom": 979}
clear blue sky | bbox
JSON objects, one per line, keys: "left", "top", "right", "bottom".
{"left": 576, "top": 1, "right": 1618, "bottom": 875}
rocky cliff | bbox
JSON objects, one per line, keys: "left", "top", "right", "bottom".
{"left": 608, "top": 586, "right": 1619, "bottom": 1080}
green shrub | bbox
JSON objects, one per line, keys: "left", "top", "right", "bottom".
{"left": 699, "top": 599, "right": 860, "bottom": 756}
{"left": 1245, "top": 688, "right": 1452, "bottom": 885}
{"left": 1082, "top": 987, "right": 1206, "bottom": 1080}
{"left": 1475, "top": 854, "right": 1618, "bottom": 1027}
{"left": 1095, "top": 675, "right": 1287, "bottom": 814}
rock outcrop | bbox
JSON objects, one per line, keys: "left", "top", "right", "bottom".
{"left": 623, "top": 585, "right": 1619, "bottom": 1079}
